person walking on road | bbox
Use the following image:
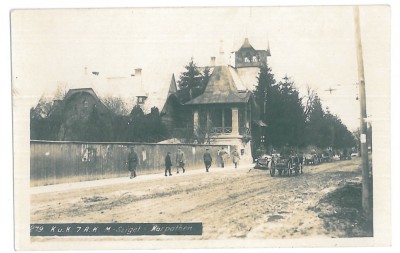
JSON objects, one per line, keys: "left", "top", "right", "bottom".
{"left": 232, "top": 149, "right": 240, "bottom": 168}
{"left": 164, "top": 152, "right": 173, "bottom": 176}
{"left": 203, "top": 148, "right": 212, "bottom": 172}
{"left": 127, "top": 147, "right": 138, "bottom": 179}
{"left": 217, "top": 148, "right": 221, "bottom": 167}
{"left": 176, "top": 148, "right": 185, "bottom": 174}
{"left": 219, "top": 147, "right": 228, "bottom": 168}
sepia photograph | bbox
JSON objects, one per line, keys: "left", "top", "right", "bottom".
{"left": 10, "top": 2, "right": 393, "bottom": 250}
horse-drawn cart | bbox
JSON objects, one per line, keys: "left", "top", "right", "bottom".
{"left": 270, "top": 155, "right": 303, "bottom": 177}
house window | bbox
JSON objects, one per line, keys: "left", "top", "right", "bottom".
{"left": 211, "top": 108, "right": 222, "bottom": 127}
{"left": 83, "top": 100, "right": 89, "bottom": 108}
{"left": 199, "top": 109, "right": 207, "bottom": 129}
{"left": 137, "top": 96, "right": 146, "bottom": 104}
{"left": 224, "top": 108, "right": 232, "bottom": 128}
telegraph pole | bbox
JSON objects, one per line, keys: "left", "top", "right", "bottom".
{"left": 353, "top": 6, "right": 372, "bottom": 223}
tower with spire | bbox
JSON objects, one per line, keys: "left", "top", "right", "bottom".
{"left": 232, "top": 38, "right": 271, "bottom": 68}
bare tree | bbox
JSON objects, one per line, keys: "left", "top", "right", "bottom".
{"left": 31, "top": 95, "right": 53, "bottom": 119}
{"left": 54, "top": 82, "right": 68, "bottom": 100}
{"left": 101, "top": 96, "right": 129, "bottom": 115}
{"left": 303, "top": 85, "right": 317, "bottom": 120}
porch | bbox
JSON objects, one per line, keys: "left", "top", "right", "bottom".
{"left": 193, "top": 104, "right": 251, "bottom": 138}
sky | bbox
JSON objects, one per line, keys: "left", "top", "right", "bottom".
{"left": 11, "top": 5, "right": 390, "bottom": 130}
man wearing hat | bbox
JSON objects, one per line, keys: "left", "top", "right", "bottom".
{"left": 164, "top": 152, "right": 173, "bottom": 176}
{"left": 219, "top": 147, "right": 228, "bottom": 168}
{"left": 127, "top": 147, "right": 138, "bottom": 179}
{"left": 175, "top": 148, "right": 185, "bottom": 174}
{"left": 232, "top": 148, "right": 240, "bottom": 168}
{"left": 203, "top": 148, "right": 212, "bottom": 172}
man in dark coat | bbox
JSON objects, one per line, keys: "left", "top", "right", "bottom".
{"left": 203, "top": 148, "right": 212, "bottom": 172}
{"left": 165, "top": 152, "right": 172, "bottom": 176}
{"left": 127, "top": 147, "right": 138, "bottom": 179}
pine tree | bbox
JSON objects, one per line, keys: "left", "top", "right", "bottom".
{"left": 266, "top": 75, "right": 305, "bottom": 148}
{"left": 124, "top": 105, "right": 169, "bottom": 142}
{"left": 325, "top": 112, "right": 356, "bottom": 149}
{"left": 143, "top": 107, "right": 168, "bottom": 142}
{"left": 126, "top": 105, "right": 145, "bottom": 142}
{"left": 254, "top": 63, "right": 276, "bottom": 115}
{"left": 130, "top": 105, "right": 145, "bottom": 119}
{"left": 202, "top": 66, "right": 211, "bottom": 92}
{"left": 30, "top": 95, "right": 63, "bottom": 140}
{"left": 304, "top": 96, "right": 355, "bottom": 149}
{"left": 177, "top": 59, "right": 204, "bottom": 103}
{"left": 305, "top": 95, "right": 327, "bottom": 148}
{"left": 82, "top": 105, "right": 114, "bottom": 142}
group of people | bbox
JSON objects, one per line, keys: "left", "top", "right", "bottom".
{"left": 164, "top": 148, "right": 186, "bottom": 176}
{"left": 126, "top": 146, "right": 241, "bottom": 179}
{"left": 203, "top": 147, "right": 241, "bottom": 171}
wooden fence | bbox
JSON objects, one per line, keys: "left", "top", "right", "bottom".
{"left": 30, "top": 140, "right": 234, "bottom": 186}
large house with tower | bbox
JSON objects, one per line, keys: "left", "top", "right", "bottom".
{"left": 185, "top": 38, "right": 270, "bottom": 161}
{"left": 35, "top": 37, "right": 270, "bottom": 160}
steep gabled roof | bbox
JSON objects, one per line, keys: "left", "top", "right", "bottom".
{"left": 64, "top": 88, "right": 100, "bottom": 101}
{"left": 160, "top": 74, "right": 183, "bottom": 114}
{"left": 237, "top": 38, "right": 271, "bottom": 57}
{"left": 239, "top": 38, "right": 255, "bottom": 51}
{"left": 48, "top": 88, "right": 112, "bottom": 118}
{"left": 185, "top": 66, "right": 251, "bottom": 105}
{"left": 167, "top": 74, "right": 177, "bottom": 96}
{"left": 235, "top": 67, "right": 261, "bottom": 91}
{"left": 64, "top": 88, "right": 109, "bottom": 113}
{"left": 143, "top": 74, "right": 181, "bottom": 113}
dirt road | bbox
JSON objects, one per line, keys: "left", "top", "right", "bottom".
{"left": 31, "top": 158, "right": 363, "bottom": 240}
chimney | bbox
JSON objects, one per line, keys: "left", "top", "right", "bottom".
{"left": 135, "top": 68, "right": 142, "bottom": 79}
{"left": 135, "top": 68, "right": 142, "bottom": 87}
{"left": 134, "top": 68, "right": 147, "bottom": 105}
{"left": 218, "top": 40, "right": 225, "bottom": 66}
{"left": 210, "top": 56, "right": 216, "bottom": 67}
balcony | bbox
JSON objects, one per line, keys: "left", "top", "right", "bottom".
{"left": 208, "top": 127, "right": 250, "bottom": 136}
{"left": 209, "top": 127, "right": 232, "bottom": 135}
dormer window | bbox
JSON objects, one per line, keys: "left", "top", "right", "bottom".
{"left": 137, "top": 96, "right": 147, "bottom": 105}
{"left": 83, "top": 100, "right": 89, "bottom": 108}
{"left": 252, "top": 56, "right": 258, "bottom": 62}
{"left": 244, "top": 57, "right": 250, "bottom": 63}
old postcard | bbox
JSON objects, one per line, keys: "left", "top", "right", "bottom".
{"left": 12, "top": 5, "right": 391, "bottom": 250}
